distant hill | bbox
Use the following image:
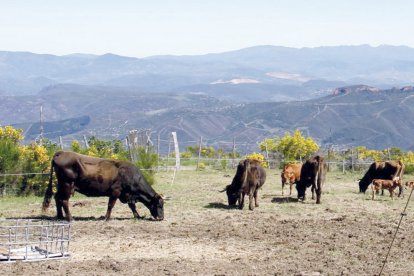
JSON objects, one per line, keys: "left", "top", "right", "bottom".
{"left": 1, "top": 84, "right": 414, "bottom": 151}
{"left": 1, "top": 45, "right": 414, "bottom": 102}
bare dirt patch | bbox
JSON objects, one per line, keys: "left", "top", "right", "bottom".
{"left": 1, "top": 169, "right": 414, "bottom": 275}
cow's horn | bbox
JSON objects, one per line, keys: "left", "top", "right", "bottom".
{"left": 219, "top": 188, "right": 227, "bottom": 193}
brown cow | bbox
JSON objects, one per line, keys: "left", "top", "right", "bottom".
{"left": 239, "top": 159, "right": 267, "bottom": 210}
{"left": 296, "top": 155, "right": 327, "bottom": 204}
{"left": 220, "top": 159, "right": 266, "bottom": 210}
{"left": 281, "top": 163, "right": 302, "bottom": 196}
{"left": 371, "top": 178, "right": 402, "bottom": 200}
{"left": 42, "top": 151, "right": 164, "bottom": 221}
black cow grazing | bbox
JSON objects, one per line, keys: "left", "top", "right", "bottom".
{"left": 296, "top": 155, "right": 327, "bottom": 204}
{"left": 220, "top": 159, "right": 266, "bottom": 210}
{"left": 42, "top": 151, "right": 164, "bottom": 221}
{"left": 358, "top": 160, "right": 404, "bottom": 195}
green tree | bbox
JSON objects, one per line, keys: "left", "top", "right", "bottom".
{"left": 42, "top": 138, "right": 61, "bottom": 158}
{"left": 71, "top": 140, "right": 82, "bottom": 153}
{"left": 0, "top": 139, "right": 20, "bottom": 174}
{"left": 87, "top": 136, "right": 113, "bottom": 158}
{"left": 385, "top": 147, "right": 404, "bottom": 160}
{"left": 274, "top": 130, "right": 319, "bottom": 161}
{"left": 258, "top": 137, "right": 278, "bottom": 152}
{"left": 0, "top": 126, "right": 23, "bottom": 174}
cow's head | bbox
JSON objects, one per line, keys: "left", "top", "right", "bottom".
{"left": 282, "top": 168, "right": 294, "bottom": 184}
{"left": 150, "top": 194, "right": 164, "bottom": 220}
{"left": 220, "top": 184, "right": 239, "bottom": 205}
{"left": 405, "top": 181, "right": 414, "bottom": 189}
{"left": 226, "top": 184, "right": 239, "bottom": 206}
{"left": 358, "top": 178, "right": 370, "bottom": 193}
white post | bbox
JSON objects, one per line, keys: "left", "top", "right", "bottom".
{"left": 170, "top": 132, "right": 180, "bottom": 184}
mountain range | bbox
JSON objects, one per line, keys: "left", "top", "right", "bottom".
{"left": 1, "top": 45, "right": 414, "bottom": 151}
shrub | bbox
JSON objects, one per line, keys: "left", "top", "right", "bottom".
{"left": 134, "top": 147, "right": 158, "bottom": 186}
{"left": 198, "top": 162, "right": 206, "bottom": 170}
{"left": 244, "top": 152, "right": 268, "bottom": 168}
{"left": 404, "top": 164, "right": 414, "bottom": 175}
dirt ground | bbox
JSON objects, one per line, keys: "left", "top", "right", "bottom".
{"left": 1, "top": 168, "right": 414, "bottom": 275}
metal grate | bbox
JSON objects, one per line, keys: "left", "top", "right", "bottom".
{"left": 0, "top": 219, "right": 71, "bottom": 263}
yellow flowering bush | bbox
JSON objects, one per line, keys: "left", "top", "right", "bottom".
{"left": 18, "top": 143, "right": 51, "bottom": 195}
{"left": 0, "top": 126, "right": 24, "bottom": 143}
{"left": 244, "top": 152, "right": 268, "bottom": 168}
{"left": 197, "top": 162, "right": 206, "bottom": 170}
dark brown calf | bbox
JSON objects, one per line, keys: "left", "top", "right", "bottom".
{"left": 371, "top": 178, "right": 402, "bottom": 200}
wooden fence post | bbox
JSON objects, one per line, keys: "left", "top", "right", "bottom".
{"left": 59, "top": 136, "right": 63, "bottom": 150}
{"left": 232, "top": 137, "right": 236, "bottom": 168}
{"left": 196, "top": 136, "right": 202, "bottom": 170}
{"left": 342, "top": 159, "right": 345, "bottom": 174}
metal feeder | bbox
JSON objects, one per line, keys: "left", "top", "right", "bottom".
{"left": 0, "top": 219, "right": 71, "bottom": 263}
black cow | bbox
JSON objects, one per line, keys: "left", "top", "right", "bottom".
{"left": 296, "top": 155, "right": 327, "bottom": 204}
{"left": 42, "top": 151, "right": 164, "bottom": 221}
{"left": 220, "top": 159, "right": 266, "bottom": 210}
{"left": 359, "top": 160, "right": 404, "bottom": 196}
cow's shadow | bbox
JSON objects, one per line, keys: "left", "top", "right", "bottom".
{"left": 5, "top": 215, "right": 152, "bottom": 222}
{"left": 204, "top": 202, "right": 236, "bottom": 209}
{"left": 271, "top": 196, "right": 299, "bottom": 204}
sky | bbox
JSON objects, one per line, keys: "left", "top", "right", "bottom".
{"left": 0, "top": 0, "right": 413, "bottom": 58}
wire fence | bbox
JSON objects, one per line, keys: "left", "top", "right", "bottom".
{"left": 48, "top": 132, "right": 277, "bottom": 157}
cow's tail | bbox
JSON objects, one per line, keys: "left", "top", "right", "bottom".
{"left": 242, "top": 160, "right": 250, "bottom": 189}
{"left": 42, "top": 160, "right": 55, "bottom": 213}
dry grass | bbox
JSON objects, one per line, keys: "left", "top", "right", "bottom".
{"left": 1, "top": 167, "right": 414, "bottom": 275}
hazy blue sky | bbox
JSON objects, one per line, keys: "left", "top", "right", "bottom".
{"left": 1, "top": 0, "right": 412, "bottom": 57}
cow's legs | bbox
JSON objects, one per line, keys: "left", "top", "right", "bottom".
{"left": 238, "top": 192, "right": 245, "bottom": 209}
{"left": 282, "top": 182, "right": 285, "bottom": 196}
{"left": 390, "top": 188, "right": 395, "bottom": 199}
{"left": 61, "top": 198, "right": 72, "bottom": 221}
{"left": 249, "top": 191, "right": 254, "bottom": 210}
{"left": 311, "top": 185, "right": 315, "bottom": 200}
{"left": 105, "top": 196, "right": 118, "bottom": 221}
{"left": 289, "top": 183, "right": 293, "bottom": 196}
{"left": 54, "top": 193, "right": 64, "bottom": 220}
{"left": 315, "top": 187, "right": 322, "bottom": 204}
{"left": 254, "top": 188, "right": 259, "bottom": 207}
{"left": 55, "top": 182, "right": 73, "bottom": 221}
{"left": 128, "top": 203, "right": 142, "bottom": 219}
{"left": 372, "top": 185, "right": 376, "bottom": 200}
{"left": 398, "top": 184, "right": 404, "bottom": 198}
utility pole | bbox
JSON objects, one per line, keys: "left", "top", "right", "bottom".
{"left": 39, "top": 105, "right": 44, "bottom": 145}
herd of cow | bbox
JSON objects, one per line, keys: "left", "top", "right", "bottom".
{"left": 41, "top": 151, "right": 413, "bottom": 222}
{"left": 279, "top": 159, "right": 410, "bottom": 202}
